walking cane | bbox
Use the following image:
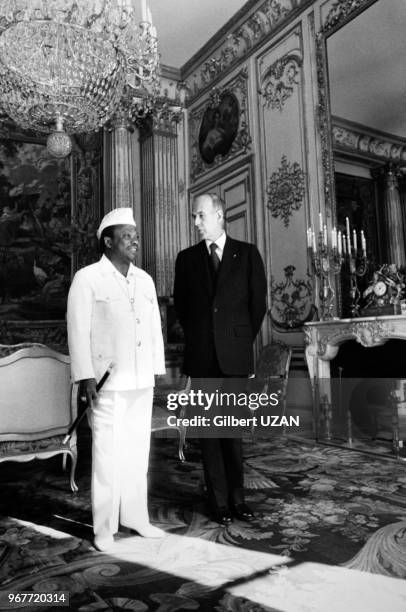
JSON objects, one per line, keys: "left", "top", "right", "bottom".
{"left": 63, "top": 362, "right": 115, "bottom": 444}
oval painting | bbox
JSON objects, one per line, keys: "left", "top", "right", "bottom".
{"left": 198, "top": 93, "right": 239, "bottom": 164}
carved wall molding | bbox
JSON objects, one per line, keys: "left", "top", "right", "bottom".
{"left": 322, "top": 0, "right": 376, "bottom": 34}
{"left": 189, "top": 68, "right": 251, "bottom": 181}
{"left": 266, "top": 154, "right": 306, "bottom": 226}
{"left": 270, "top": 264, "right": 315, "bottom": 330}
{"left": 152, "top": 107, "right": 183, "bottom": 135}
{"left": 137, "top": 101, "right": 183, "bottom": 140}
{"left": 183, "top": 0, "right": 309, "bottom": 102}
{"left": 332, "top": 118, "right": 406, "bottom": 163}
{"left": 314, "top": 25, "right": 335, "bottom": 216}
{"left": 260, "top": 49, "right": 303, "bottom": 111}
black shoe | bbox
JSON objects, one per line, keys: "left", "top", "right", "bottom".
{"left": 233, "top": 503, "right": 255, "bottom": 521}
{"left": 213, "top": 508, "right": 233, "bottom": 525}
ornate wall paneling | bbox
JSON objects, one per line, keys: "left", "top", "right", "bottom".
{"left": 219, "top": 167, "right": 253, "bottom": 242}
{"left": 257, "top": 25, "right": 314, "bottom": 333}
{"left": 0, "top": 123, "right": 102, "bottom": 350}
{"left": 181, "top": 0, "right": 316, "bottom": 346}
{"left": 183, "top": 0, "right": 313, "bottom": 104}
{"left": 188, "top": 67, "right": 252, "bottom": 183}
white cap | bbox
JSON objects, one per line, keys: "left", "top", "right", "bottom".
{"left": 97, "top": 207, "right": 136, "bottom": 240}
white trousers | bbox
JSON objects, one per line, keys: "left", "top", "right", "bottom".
{"left": 89, "top": 387, "right": 153, "bottom": 540}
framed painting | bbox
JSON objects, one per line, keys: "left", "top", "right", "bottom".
{"left": 198, "top": 93, "right": 239, "bottom": 164}
{"left": 0, "top": 128, "right": 102, "bottom": 349}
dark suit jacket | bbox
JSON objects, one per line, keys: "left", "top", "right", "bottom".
{"left": 174, "top": 236, "right": 267, "bottom": 376}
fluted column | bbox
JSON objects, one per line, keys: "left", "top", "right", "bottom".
{"left": 103, "top": 118, "right": 139, "bottom": 213}
{"left": 382, "top": 164, "right": 405, "bottom": 267}
{"left": 139, "top": 109, "right": 182, "bottom": 296}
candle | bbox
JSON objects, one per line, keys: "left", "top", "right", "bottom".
{"left": 361, "top": 230, "right": 366, "bottom": 255}
{"left": 307, "top": 227, "right": 312, "bottom": 248}
{"left": 353, "top": 229, "right": 357, "bottom": 252}
{"left": 319, "top": 212, "right": 323, "bottom": 232}
{"left": 323, "top": 224, "right": 328, "bottom": 246}
{"left": 331, "top": 226, "right": 337, "bottom": 249}
{"left": 345, "top": 217, "right": 351, "bottom": 245}
{"left": 337, "top": 230, "right": 342, "bottom": 255}
{"left": 312, "top": 230, "right": 316, "bottom": 253}
{"left": 141, "top": 0, "right": 147, "bottom": 21}
{"left": 342, "top": 233, "right": 347, "bottom": 255}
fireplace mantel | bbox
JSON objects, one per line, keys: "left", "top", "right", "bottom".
{"left": 303, "top": 315, "right": 406, "bottom": 450}
{"left": 304, "top": 315, "right": 406, "bottom": 364}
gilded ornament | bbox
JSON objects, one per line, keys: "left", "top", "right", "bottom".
{"left": 184, "top": 0, "right": 305, "bottom": 102}
{"left": 261, "top": 51, "right": 303, "bottom": 111}
{"left": 270, "top": 265, "right": 315, "bottom": 330}
{"left": 323, "top": 0, "right": 368, "bottom": 33}
{"left": 266, "top": 155, "right": 306, "bottom": 226}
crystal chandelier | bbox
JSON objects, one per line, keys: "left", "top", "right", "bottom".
{"left": 0, "top": 0, "right": 159, "bottom": 156}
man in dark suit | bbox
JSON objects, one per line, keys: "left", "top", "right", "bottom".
{"left": 174, "top": 192, "right": 267, "bottom": 525}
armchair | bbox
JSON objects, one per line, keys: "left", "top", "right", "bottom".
{"left": 254, "top": 341, "right": 292, "bottom": 435}
{"left": 151, "top": 377, "right": 189, "bottom": 462}
{"left": 0, "top": 343, "right": 78, "bottom": 491}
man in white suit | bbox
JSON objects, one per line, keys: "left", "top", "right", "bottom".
{"left": 67, "top": 207, "right": 166, "bottom": 551}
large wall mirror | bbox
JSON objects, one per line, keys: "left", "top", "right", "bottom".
{"left": 317, "top": 0, "right": 406, "bottom": 315}
{"left": 317, "top": 0, "right": 406, "bottom": 452}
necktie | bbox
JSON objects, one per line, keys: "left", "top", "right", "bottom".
{"left": 210, "top": 243, "right": 220, "bottom": 275}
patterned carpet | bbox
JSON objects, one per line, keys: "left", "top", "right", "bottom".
{"left": 1, "top": 428, "right": 406, "bottom": 611}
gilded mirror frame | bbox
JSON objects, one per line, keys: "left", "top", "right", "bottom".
{"left": 315, "top": 0, "right": 380, "bottom": 315}
{"left": 316, "top": 0, "right": 380, "bottom": 217}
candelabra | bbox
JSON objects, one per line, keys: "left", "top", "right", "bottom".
{"left": 347, "top": 249, "right": 368, "bottom": 317}
{"left": 308, "top": 232, "right": 343, "bottom": 321}
{"left": 308, "top": 216, "right": 368, "bottom": 320}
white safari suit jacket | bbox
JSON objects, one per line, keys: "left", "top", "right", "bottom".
{"left": 67, "top": 255, "right": 165, "bottom": 390}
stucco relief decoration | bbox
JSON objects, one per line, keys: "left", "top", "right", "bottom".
{"left": 323, "top": 0, "right": 367, "bottom": 33}
{"left": 315, "top": 320, "right": 392, "bottom": 359}
{"left": 332, "top": 123, "right": 406, "bottom": 163}
{"left": 270, "top": 265, "right": 315, "bottom": 330}
{"left": 266, "top": 155, "right": 306, "bottom": 226}
{"left": 185, "top": 0, "right": 305, "bottom": 101}
{"left": 189, "top": 69, "right": 251, "bottom": 179}
{"left": 346, "top": 320, "right": 392, "bottom": 348}
{"left": 261, "top": 50, "right": 303, "bottom": 111}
